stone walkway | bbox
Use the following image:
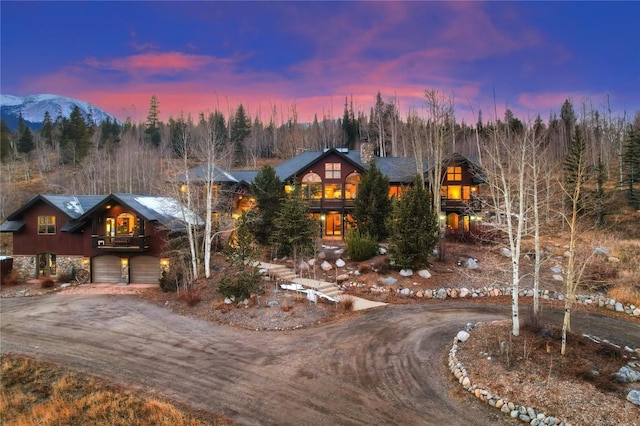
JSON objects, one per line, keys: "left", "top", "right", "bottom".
{"left": 258, "top": 262, "right": 387, "bottom": 311}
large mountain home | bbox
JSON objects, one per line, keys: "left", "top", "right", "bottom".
{"left": 0, "top": 193, "right": 200, "bottom": 283}
{"left": 179, "top": 143, "right": 484, "bottom": 238}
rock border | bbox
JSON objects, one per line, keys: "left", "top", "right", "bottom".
{"left": 449, "top": 322, "right": 640, "bottom": 425}
{"left": 347, "top": 281, "right": 640, "bottom": 319}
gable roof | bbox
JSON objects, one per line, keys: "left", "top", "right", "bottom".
{"left": 0, "top": 194, "right": 106, "bottom": 233}
{"left": 1, "top": 193, "right": 202, "bottom": 233}
{"left": 174, "top": 164, "right": 239, "bottom": 184}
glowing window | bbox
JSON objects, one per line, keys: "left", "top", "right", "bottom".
{"left": 447, "top": 166, "right": 462, "bottom": 181}
{"left": 302, "top": 173, "right": 322, "bottom": 199}
{"left": 447, "top": 185, "right": 462, "bottom": 200}
{"left": 345, "top": 173, "right": 360, "bottom": 199}
{"left": 324, "top": 184, "right": 342, "bottom": 199}
{"left": 325, "top": 163, "right": 341, "bottom": 179}
{"left": 37, "top": 216, "right": 56, "bottom": 234}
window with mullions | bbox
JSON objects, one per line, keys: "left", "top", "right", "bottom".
{"left": 325, "top": 163, "right": 341, "bottom": 179}
{"left": 447, "top": 166, "right": 462, "bottom": 181}
{"left": 37, "top": 216, "right": 56, "bottom": 234}
{"left": 301, "top": 173, "right": 322, "bottom": 199}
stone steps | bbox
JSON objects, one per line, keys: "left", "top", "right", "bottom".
{"left": 261, "top": 262, "right": 342, "bottom": 300}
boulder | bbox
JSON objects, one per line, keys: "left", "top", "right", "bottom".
{"left": 298, "top": 260, "right": 309, "bottom": 271}
{"left": 399, "top": 268, "right": 413, "bottom": 277}
{"left": 380, "top": 276, "right": 397, "bottom": 286}
{"left": 321, "top": 260, "right": 333, "bottom": 271}
{"left": 456, "top": 330, "right": 470, "bottom": 342}
{"left": 627, "top": 390, "right": 640, "bottom": 405}
{"left": 418, "top": 269, "right": 432, "bottom": 279}
{"left": 459, "top": 288, "right": 470, "bottom": 298}
{"left": 613, "top": 365, "right": 640, "bottom": 383}
{"left": 336, "top": 273, "right": 350, "bottom": 282}
{"left": 399, "top": 288, "right": 411, "bottom": 296}
{"left": 500, "top": 247, "right": 512, "bottom": 257}
{"left": 465, "top": 258, "right": 478, "bottom": 269}
{"left": 436, "top": 288, "right": 447, "bottom": 299}
{"left": 335, "top": 258, "right": 346, "bottom": 268}
{"left": 594, "top": 246, "right": 610, "bottom": 255}
{"left": 378, "top": 247, "right": 387, "bottom": 255}
{"left": 553, "top": 274, "right": 564, "bottom": 281}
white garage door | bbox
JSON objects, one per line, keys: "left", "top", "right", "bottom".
{"left": 130, "top": 256, "right": 160, "bottom": 284}
{"left": 92, "top": 255, "right": 122, "bottom": 283}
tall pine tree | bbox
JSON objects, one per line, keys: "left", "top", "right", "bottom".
{"left": 388, "top": 176, "right": 439, "bottom": 269}
{"left": 563, "top": 127, "right": 588, "bottom": 214}
{"left": 0, "top": 119, "right": 13, "bottom": 162}
{"left": 249, "top": 165, "right": 284, "bottom": 245}
{"left": 352, "top": 160, "right": 391, "bottom": 240}
{"left": 230, "top": 104, "right": 251, "bottom": 167}
{"left": 622, "top": 123, "right": 640, "bottom": 208}
{"left": 17, "top": 116, "right": 34, "bottom": 154}
{"left": 270, "top": 186, "right": 318, "bottom": 261}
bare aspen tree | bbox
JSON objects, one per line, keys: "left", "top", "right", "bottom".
{"left": 483, "top": 121, "right": 534, "bottom": 337}
{"left": 529, "top": 125, "right": 549, "bottom": 317}
{"left": 560, "top": 126, "right": 591, "bottom": 355}
{"left": 172, "top": 115, "right": 199, "bottom": 281}
{"left": 423, "top": 90, "right": 452, "bottom": 223}
{"left": 196, "top": 110, "right": 232, "bottom": 279}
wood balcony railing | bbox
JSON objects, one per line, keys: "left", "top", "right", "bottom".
{"left": 92, "top": 235, "right": 151, "bottom": 251}
{"left": 441, "top": 197, "right": 482, "bottom": 212}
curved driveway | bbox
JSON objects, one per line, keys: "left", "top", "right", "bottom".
{"left": 1, "top": 295, "right": 638, "bottom": 425}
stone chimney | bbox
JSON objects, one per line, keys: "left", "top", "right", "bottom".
{"left": 360, "top": 141, "right": 374, "bottom": 165}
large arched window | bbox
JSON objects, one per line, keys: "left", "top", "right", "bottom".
{"left": 301, "top": 173, "right": 322, "bottom": 199}
{"left": 116, "top": 213, "right": 136, "bottom": 235}
{"left": 345, "top": 172, "right": 361, "bottom": 199}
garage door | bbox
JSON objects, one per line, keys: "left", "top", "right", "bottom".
{"left": 130, "top": 256, "right": 160, "bottom": 284}
{"left": 92, "top": 255, "right": 122, "bottom": 283}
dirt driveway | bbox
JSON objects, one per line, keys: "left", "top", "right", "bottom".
{"left": 1, "top": 294, "right": 639, "bottom": 426}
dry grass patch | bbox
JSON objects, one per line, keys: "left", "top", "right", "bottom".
{"left": 1, "top": 354, "right": 231, "bottom": 426}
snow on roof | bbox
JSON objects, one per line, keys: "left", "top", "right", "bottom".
{"left": 133, "top": 196, "right": 202, "bottom": 226}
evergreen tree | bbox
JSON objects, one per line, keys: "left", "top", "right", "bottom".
{"left": 563, "top": 127, "right": 588, "bottom": 213}
{"left": 60, "top": 105, "right": 93, "bottom": 164}
{"left": 270, "top": 186, "right": 318, "bottom": 261}
{"left": 622, "top": 124, "right": 640, "bottom": 208}
{"left": 0, "top": 119, "right": 13, "bottom": 162}
{"left": 352, "top": 160, "right": 391, "bottom": 240}
{"left": 592, "top": 155, "right": 608, "bottom": 227}
{"left": 341, "top": 96, "right": 358, "bottom": 149}
{"left": 145, "top": 94, "right": 161, "bottom": 147}
{"left": 388, "top": 176, "right": 439, "bottom": 269}
{"left": 249, "top": 165, "right": 284, "bottom": 245}
{"left": 17, "top": 116, "right": 34, "bottom": 154}
{"left": 98, "top": 117, "right": 121, "bottom": 150}
{"left": 218, "top": 213, "right": 261, "bottom": 300}
{"left": 41, "top": 111, "right": 54, "bottom": 147}
{"left": 230, "top": 104, "right": 251, "bottom": 166}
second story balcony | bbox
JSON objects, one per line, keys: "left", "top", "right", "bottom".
{"left": 92, "top": 235, "right": 151, "bottom": 252}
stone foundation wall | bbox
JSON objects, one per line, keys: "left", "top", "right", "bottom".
{"left": 10, "top": 255, "right": 88, "bottom": 282}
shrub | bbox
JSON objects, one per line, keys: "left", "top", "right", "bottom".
{"left": 345, "top": 231, "right": 378, "bottom": 262}
{"left": 159, "top": 270, "right": 181, "bottom": 292}
{"left": 179, "top": 289, "right": 201, "bottom": 307}
{"left": 41, "top": 278, "right": 55, "bottom": 289}
{"left": 1, "top": 272, "right": 18, "bottom": 286}
{"left": 338, "top": 294, "right": 355, "bottom": 311}
{"left": 56, "top": 270, "right": 73, "bottom": 283}
{"left": 218, "top": 268, "right": 261, "bottom": 300}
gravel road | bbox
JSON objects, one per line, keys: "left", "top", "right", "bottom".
{"left": 1, "top": 294, "right": 638, "bottom": 425}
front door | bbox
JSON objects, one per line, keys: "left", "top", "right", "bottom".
{"left": 36, "top": 252, "right": 56, "bottom": 277}
{"left": 325, "top": 212, "right": 342, "bottom": 237}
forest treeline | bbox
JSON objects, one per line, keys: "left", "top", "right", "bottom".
{"left": 1, "top": 91, "right": 639, "bottom": 219}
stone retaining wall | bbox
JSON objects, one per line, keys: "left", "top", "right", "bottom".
{"left": 449, "top": 322, "right": 640, "bottom": 425}
{"left": 9, "top": 255, "right": 87, "bottom": 282}
{"left": 351, "top": 282, "right": 640, "bottom": 319}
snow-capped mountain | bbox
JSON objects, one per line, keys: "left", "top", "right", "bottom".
{"left": 1, "top": 94, "right": 117, "bottom": 130}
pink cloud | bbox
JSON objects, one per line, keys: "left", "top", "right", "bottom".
{"left": 84, "top": 52, "right": 225, "bottom": 75}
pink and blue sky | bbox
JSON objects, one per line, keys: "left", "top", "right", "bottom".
{"left": 1, "top": 1, "right": 639, "bottom": 124}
